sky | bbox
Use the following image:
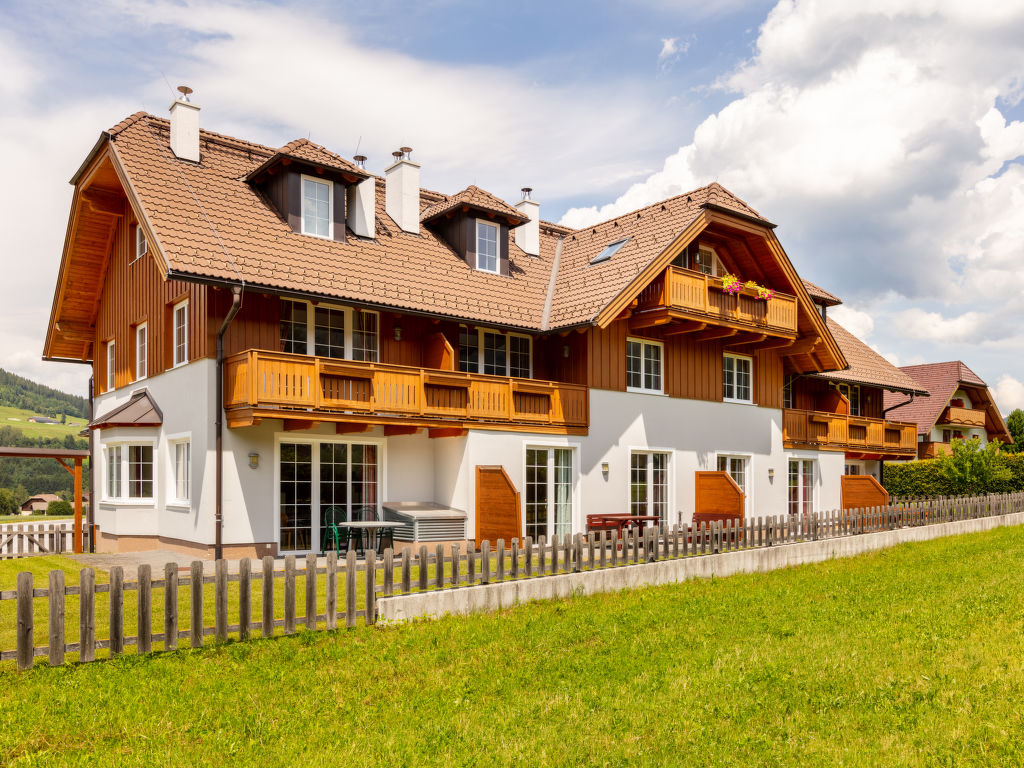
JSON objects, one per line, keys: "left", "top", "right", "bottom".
{"left": 1, "top": 0, "right": 1023, "bottom": 413}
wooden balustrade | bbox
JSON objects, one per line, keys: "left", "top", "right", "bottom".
{"left": 224, "top": 350, "right": 589, "bottom": 432}
{"left": 782, "top": 408, "right": 917, "bottom": 456}
{"left": 641, "top": 266, "right": 799, "bottom": 335}
{"left": 938, "top": 406, "right": 987, "bottom": 428}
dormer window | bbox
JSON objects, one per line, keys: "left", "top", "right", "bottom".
{"left": 301, "top": 176, "right": 332, "bottom": 238}
{"left": 475, "top": 220, "right": 499, "bottom": 273}
{"left": 134, "top": 226, "right": 147, "bottom": 261}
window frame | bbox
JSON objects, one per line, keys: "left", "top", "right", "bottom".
{"left": 134, "top": 323, "right": 148, "bottom": 382}
{"left": 102, "top": 439, "right": 157, "bottom": 504}
{"left": 523, "top": 443, "right": 579, "bottom": 541}
{"left": 458, "top": 326, "right": 533, "bottom": 378}
{"left": 787, "top": 457, "right": 817, "bottom": 516}
{"left": 105, "top": 340, "right": 116, "bottom": 393}
{"left": 628, "top": 448, "right": 673, "bottom": 525}
{"left": 475, "top": 219, "right": 500, "bottom": 274}
{"left": 167, "top": 434, "right": 191, "bottom": 509}
{"left": 134, "top": 225, "right": 147, "bottom": 262}
{"left": 722, "top": 352, "right": 753, "bottom": 404}
{"left": 716, "top": 452, "right": 752, "bottom": 517}
{"left": 626, "top": 337, "right": 665, "bottom": 395}
{"left": 693, "top": 245, "right": 719, "bottom": 276}
{"left": 782, "top": 373, "right": 797, "bottom": 410}
{"left": 300, "top": 174, "right": 334, "bottom": 239}
{"left": 172, "top": 299, "right": 189, "bottom": 368}
{"left": 279, "top": 299, "right": 380, "bottom": 362}
{"left": 836, "top": 382, "right": 861, "bottom": 416}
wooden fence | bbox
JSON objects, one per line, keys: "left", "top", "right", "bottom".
{"left": 0, "top": 522, "right": 76, "bottom": 559}
{"left": 3, "top": 493, "right": 1022, "bottom": 670}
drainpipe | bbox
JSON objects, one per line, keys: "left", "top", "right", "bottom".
{"left": 215, "top": 286, "right": 243, "bottom": 561}
{"left": 880, "top": 392, "right": 918, "bottom": 483}
{"left": 87, "top": 376, "right": 96, "bottom": 553}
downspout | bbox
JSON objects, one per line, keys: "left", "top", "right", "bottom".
{"left": 215, "top": 286, "right": 243, "bottom": 561}
{"left": 87, "top": 376, "right": 95, "bottom": 553}
{"left": 880, "top": 392, "right": 918, "bottom": 483}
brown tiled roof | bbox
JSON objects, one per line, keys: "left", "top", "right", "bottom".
{"left": 802, "top": 279, "right": 842, "bottom": 307}
{"left": 244, "top": 138, "right": 367, "bottom": 181}
{"left": 420, "top": 185, "right": 525, "bottom": 224}
{"left": 90, "top": 390, "right": 163, "bottom": 429}
{"left": 547, "top": 183, "right": 773, "bottom": 326}
{"left": 883, "top": 361, "right": 1005, "bottom": 437}
{"left": 809, "top": 319, "right": 926, "bottom": 395}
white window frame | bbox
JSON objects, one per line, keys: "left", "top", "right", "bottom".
{"left": 280, "top": 299, "right": 380, "bottom": 361}
{"left": 715, "top": 452, "right": 752, "bottom": 517}
{"left": 523, "top": 442, "right": 580, "bottom": 540}
{"left": 134, "top": 225, "right": 147, "bottom": 261}
{"left": 475, "top": 219, "right": 500, "bottom": 274}
{"left": 694, "top": 244, "right": 721, "bottom": 276}
{"left": 167, "top": 433, "right": 192, "bottom": 509}
{"left": 300, "top": 174, "right": 334, "bottom": 239}
{"left": 273, "top": 434, "right": 387, "bottom": 555}
{"left": 782, "top": 373, "right": 796, "bottom": 410}
{"left": 102, "top": 439, "right": 157, "bottom": 505}
{"left": 135, "top": 323, "right": 148, "bottom": 382}
{"left": 172, "top": 299, "right": 189, "bottom": 368}
{"left": 723, "top": 352, "right": 753, "bottom": 404}
{"left": 835, "top": 382, "right": 861, "bottom": 416}
{"left": 628, "top": 447, "right": 674, "bottom": 525}
{"left": 787, "top": 457, "right": 817, "bottom": 516}
{"left": 458, "top": 326, "right": 533, "bottom": 378}
{"left": 106, "top": 340, "right": 116, "bottom": 392}
{"left": 626, "top": 337, "right": 664, "bottom": 395}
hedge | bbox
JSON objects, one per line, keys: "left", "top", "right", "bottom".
{"left": 884, "top": 451, "right": 1024, "bottom": 497}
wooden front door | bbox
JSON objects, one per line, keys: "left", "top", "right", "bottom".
{"left": 475, "top": 466, "right": 521, "bottom": 547}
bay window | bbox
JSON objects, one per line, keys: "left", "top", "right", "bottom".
{"left": 104, "top": 442, "right": 155, "bottom": 502}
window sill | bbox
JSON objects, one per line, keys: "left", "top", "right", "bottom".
{"left": 626, "top": 387, "right": 667, "bottom": 396}
{"left": 100, "top": 499, "right": 156, "bottom": 507}
{"left": 166, "top": 502, "right": 192, "bottom": 512}
{"left": 300, "top": 230, "right": 334, "bottom": 240}
{"left": 723, "top": 397, "right": 755, "bottom": 406}
{"left": 171, "top": 360, "right": 189, "bottom": 370}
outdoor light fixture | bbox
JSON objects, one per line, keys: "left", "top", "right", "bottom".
{"left": 563, "top": 344, "right": 570, "bottom": 358}
{"left": 768, "top": 467, "right": 775, "bottom": 481}
{"left": 393, "top": 325, "right": 403, "bottom": 342}
{"left": 601, "top": 461, "right": 610, "bottom": 478}
{"left": 248, "top": 452, "right": 260, "bottom": 469}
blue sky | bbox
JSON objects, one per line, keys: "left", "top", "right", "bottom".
{"left": 1, "top": 0, "right": 1023, "bottom": 413}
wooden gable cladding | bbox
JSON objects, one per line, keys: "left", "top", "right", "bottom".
{"left": 587, "top": 320, "right": 784, "bottom": 407}
{"left": 94, "top": 213, "right": 209, "bottom": 391}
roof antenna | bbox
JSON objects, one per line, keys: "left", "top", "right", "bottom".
{"left": 160, "top": 72, "right": 176, "bottom": 100}
{"left": 353, "top": 135, "right": 362, "bottom": 157}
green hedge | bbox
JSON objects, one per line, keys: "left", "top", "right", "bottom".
{"left": 884, "top": 448, "right": 1024, "bottom": 497}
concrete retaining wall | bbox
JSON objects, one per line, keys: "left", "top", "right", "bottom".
{"left": 376, "top": 510, "right": 1024, "bottom": 623}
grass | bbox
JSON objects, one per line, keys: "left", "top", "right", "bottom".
{"left": 2, "top": 526, "right": 1024, "bottom": 766}
{"left": 0, "top": 404, "right": 86, "bottom": 440}
{"left": 0, "top": 514, "right": 73, "bottom": 523}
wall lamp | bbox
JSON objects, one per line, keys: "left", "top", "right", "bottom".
{"left": 601, "top": 461, "right": 610, "bottom": 478}
{"left": 248, "top": 452, "right": 260, "bottom": 470}
{"left": 393, "top": 325, "right": 403, "bottom": 342}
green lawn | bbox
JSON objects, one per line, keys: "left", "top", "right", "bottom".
{"left": 0, "top": 404, "right": 86, "bottom": 440}
{"left": 0, "top": 514, "right": 73, "bottom": 523}
{"left": 2, "top": 526, "right": 1024, "bottom": 766}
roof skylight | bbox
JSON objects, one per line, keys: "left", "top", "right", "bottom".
{"left": 590, "top": 237, "right": 630, "bottom": 265}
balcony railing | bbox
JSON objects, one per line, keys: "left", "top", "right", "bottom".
{"left": 938, "top": 406, "right": 986, "bottom": 428}
{"left": 224, "top": 350, "right": 589, "bottom": 432}
{"left": 638, "top": 266, "right": 799, "bottom": 335}
{"left": 783, "top": 408, "right": 917, "bottom": 456}
{"left": 919, "top": 441, "right": 954, "bottom": 459}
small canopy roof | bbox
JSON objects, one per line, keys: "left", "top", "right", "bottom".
{"left": 420, "top": 185, "right": 526, "bottom": 226}
{"left": 89, "top": 390, "right": 163, "bottom": 430}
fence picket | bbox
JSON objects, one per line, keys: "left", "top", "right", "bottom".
{"left": 164, "top": 563, "right": 177, "bottom": 651}
{"left": 109, "top": 566, "right": 124, "bottom": 657}
{"left": 512, "top": 539, "right": 520, "bottom": 579}
{"left": 262, "top": 556, "right": 274, "bottom": 638}
{"left": 49, "top": 570, "right": 64, "bottom": 666}
{"left": 418, "top": 545, "right": 429, "bottom": 592}
{"left": 80, "top": 568, "right": 95, "bottom": 662}
{"left": 138, "top": 564, "right": 151, "bottom": 654}
{"left": 239, "top": 558, "right": 251, "bottom": 640}
{"left": 451, "top": 543, "right": 461, "bottom": 587}
{"left": 401, "top": 548, "right": 411, "bottom": 594}
{"left": 325, "top": 552, "right": 337, "bottom": 631}
{"left": 190, "top": 561, "right": 203, "bottom": 648}
{"left": 284, "top": 556, "right": 296, "bottom": 635}
{"left": 467, "top": 541, "right": 476, "bottom": 585}
{"left": 365, "top": 550, "right": 377, "bottom": 626}
{"left": 345, "top": 550, "right": 357, "bottom": 629}
{"left": 16, "top": 572, "right": 32, "bottom": 671}
{"left": 497, "top": 539, "right": 506, "bottom": 581}
{"left": 215, "top": 559, "right": 228, "bottom": 642}
{"left": 481, "top": 540, "right": 491, "bottom": 584}
{"left": 435, "top": 544, "right": 445, "bottom": 590}
{"left": 525, "top": 536, "right": 533, "bottom": 577}
{"left": 384, "top": 549, "right": 395, "bottom": 595}
{"left": 305, "top": 552, "right": 317, "bottom": 631}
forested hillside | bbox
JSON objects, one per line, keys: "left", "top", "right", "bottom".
{"left": 0, "top": 368, "right": 88, "bottom": 419}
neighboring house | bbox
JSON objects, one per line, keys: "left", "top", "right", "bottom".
{"left": 42, "top": 93, "right": 922, "bottom": 557}
{"left": 883, "top": 362, "right": 1011, "bottom": 459}
{"left": 20, "top": 494, "right": 62, "bottom": 513}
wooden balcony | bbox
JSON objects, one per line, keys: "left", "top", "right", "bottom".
{"left": 919, "top": 441, "right": 953, "bottom": 459}
{"left": 636, "top": 266, "right": 799, "bottom": 337}
{"left": 938, "top": 406, "right": 986, "bottom": 428}
{"left": 783, "top": 408, "right": 918, "bottom": 457}
{"left": 224, "top": 350, "right": 589, "bottom": 434}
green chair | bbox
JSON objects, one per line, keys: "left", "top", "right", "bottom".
{"left": 322, "top": 505, "right": 347, "bottom": 555}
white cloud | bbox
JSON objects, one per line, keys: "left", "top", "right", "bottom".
{"left": 830, "top": 305, "right": 874, "bottom": 340}
{"left": 993, "top": 374, "right": 1024, "bottom": 415}
{"left": 658, "top": 37, "right": 690, "bottom": 71}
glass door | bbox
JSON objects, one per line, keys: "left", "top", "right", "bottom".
{"left": 525, "top": 448, "right": 574, "bottom": 541}
{"left": 279, "top": 443, "right": 313, "bottom": 553}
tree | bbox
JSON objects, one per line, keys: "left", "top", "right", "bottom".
{"left": 0, "top": 488, "right": 17, "bottom": 516}
{"left": 46, "top": 500, "right": 73, "bottom": 517}
{"left": 1006, "top": 409, "right": 1024, "bottom": 452}
{"left": 935, "top": 437, "right": 1012, "bottom": 495}
{"left": 13, "top": 484, "right": 29, "bottom": 506}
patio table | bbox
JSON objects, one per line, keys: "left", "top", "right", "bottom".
{"left": 344, "top": 521, "right": 402, "bottom": 552}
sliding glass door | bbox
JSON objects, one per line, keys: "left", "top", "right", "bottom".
{"left": 525, "top": 447, "right": 574, "bottom": 541}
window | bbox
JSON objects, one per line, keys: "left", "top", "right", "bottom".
{"left": 135, "top": 323, "right": 147, "bottom": 381}
{"left": 525, "top": 447, "right": 574, "bottom": 541}
{"left": 844, "top": 463, "right": 862, "bottom": 475}
{"left": 942, "top": 429, "right": 951, "bottom": 443}
{"left": 458, "top": 327, "right": 532, "bottom": 377}
{"left": 475, "top": 220, "right": 499, "bottom": 273}
{"left": 788, "top": 459, "right": 815, "bottom": 516}
{"left": 103, "top": 443, "right": 154, "bottom": 502}
{"left": 836, "top": 383, "right": 861, "bottom": 416}
{"left": 106, "top": 445, "right": 122, "bottom": 499}
{"left": 694, "top": 247, "right": 716, "bottom": 275}
{"left": 314, "top": 306, "right": 346, "bottom": 359}
{"left": 172, "top": 300, "right": 189, "bottom": 367}
{"left": 723, "top": 353, "right": 752, "bottom": 403}
{"left": 590, "top": 238, "right": 630, "bottom": 265}
{"left": 352, "top": 311, "right": 379, "bottom": 362}
{"left": 717, "top": 454, "right": 750, "bottom": 515}
{"left": 280, "top": 300, "right": 308, "bottom": 354}
{"left": 301, "top": 176, "right": 332, "bottom": 238}
{"left": 106, "top": 341, "right": 116, "bottom": 392}
{"left": 171, "top": 440, "right": 191, "bottom": 505}
{"left": 134, "top": 226, "right": 147, "bottom": 261}
{"left": 782, "top": 373, "right": 797, "bottom": 409}
{"left": 626, "top": 338, "right": 663, "bottom": 394}
{"left": 630, "top": 451, "right": 670, "bottom": 523}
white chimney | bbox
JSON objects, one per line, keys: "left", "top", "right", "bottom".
{"left": 515, "top": 187, "right": 540, "bottom": 256}
{"left": 169, "top": 85, "right": 200, "bottom": 163}
{"left": 385, "top": 147, "right": 420, "bottom": 234}
{"left": 347, "top": 154, "right": 375, "bottom": 239}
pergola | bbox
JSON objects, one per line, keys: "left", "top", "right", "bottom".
{"left": 0, "top": 447, "right": 90, "bottom": 553}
